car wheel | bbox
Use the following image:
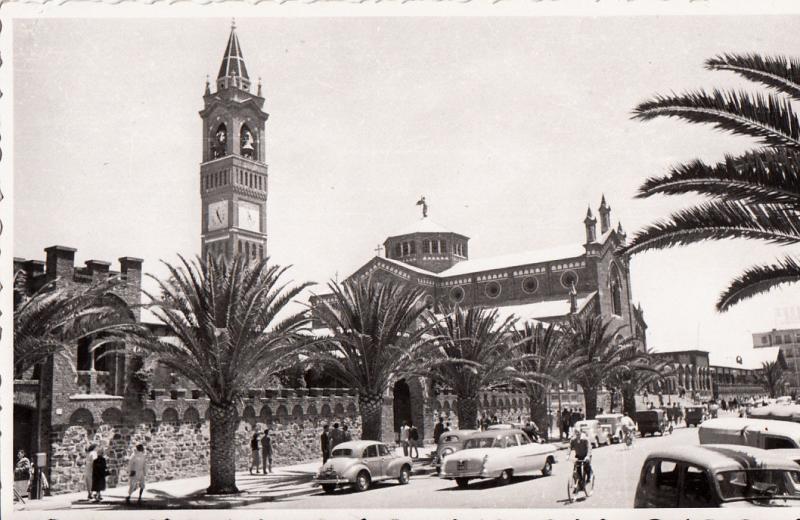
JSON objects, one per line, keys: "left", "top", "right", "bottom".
{"left": 398, "top": 466, "right": 411, "bottom": 485}
{"left": 497, "top": 469, "right": 513, "bottom": 485}
{"left": 355, "top": 471, "right": 371, "bottom": 492}
{"left": 322, "top": 484, "right": 336, "bottom": 494}
{"left": 455, "top": 477, "right": 470, "bottom": 489}
{"left": 542, "top": 459, "right": 553, "bottom": 476}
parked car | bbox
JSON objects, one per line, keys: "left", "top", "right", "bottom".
{"left": 314, "top": 440, "right": 413, "bottom": 493}
{"left": 749, "top": 404, "right": 800, "bottom": 423}
{"left": 596, "top": 413, "right": 625, "bottom": 444}
{"left": 440, "top": 429, "right": 557, "bottom": 488}
{"left": 685, "top": 405, "right": 705, "bottom": 427}
{"left": 574, "top": 419, "right": 611, "bottom": 447}
{"left": 434, "top": 429, "right": 477, "bottom": 475}
{"left": 699, "top": 417, "right": 800, "bottom": 450}
{"left": 634, "top": 444, "right": 800, "bottom": 507}
{"left": 636, "top": 409, "right": 671, "bottom": 436}
{"left": 487, "top": 423, "right": 523, "bottom": 430}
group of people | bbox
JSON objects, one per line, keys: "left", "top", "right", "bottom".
{"left": 320, "top": 422, "right": 353, "bottom": 463}
{"left": 399, "top": 421, "right": 421, "bottom": 458}
{"left": 557, "top": 407, "right": 585, "bottom": 440}
{"left": 248, "top": 429, "right": 274, "bottom": 475}
{"left": 432, "top": 417, "right": 452, "bottom": 444}
{"left": 82, "top": 443, "right": 147, "bottom": 504}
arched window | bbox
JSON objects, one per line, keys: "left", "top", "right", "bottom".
{"left": 213, "top": 123, "right": 228, "bottom": 159}
{"left": 240, "top": 124, "right": 256, "bottom": 160}
{"left": 610, "top": 264, "right": 623, "bottom": 316}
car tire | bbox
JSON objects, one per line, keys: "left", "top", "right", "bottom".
{"left": 322, "top": 484, "right": 336, "bottom": 494}
{"left": 355, "top": 471, "right": 371, "bottom": 492}
{"left": 498, "top": 469, "right": 512, "bottom": 485}
{"left": 398, "top": 466, "right": 411, "bottom": 485}
{"left": 456, "top": 477, "right": 470, "bottom": 489}
{"left": 542, "top": 459, "right": 553, "bottom": 476}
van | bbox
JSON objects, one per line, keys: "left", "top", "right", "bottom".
{"left": 699, "top": 417, "right": 800, "bottom": 450}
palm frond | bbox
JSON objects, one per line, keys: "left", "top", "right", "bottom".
{"left": 632, "top": 89, "right": 800, "bottom": 149}
{"left": 637, "top": 149, "right": 800, "bottom": 206}
{"left": 706, "top": 54, "right": 800, "bottom": 102}
{"left": 621, "top": 199, "right": 800, "bottom": 256}
{"left": 717, "top": 256, "right": 800, "bottom": 311}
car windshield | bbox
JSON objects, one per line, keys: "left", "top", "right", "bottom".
{"left": 442, "top": 435, "right": 460, "bottom": 443}
{"left": 463, "top": 436, "right": 506, "bottom": 449}
{"left": 716, "top": 469, "right": 800, "bottom": 502}
{"left": 597, "top": 417, "right": 616, "bottom": 425}
{"left": 330, "top": 448, "right": 354, "bottom": 458}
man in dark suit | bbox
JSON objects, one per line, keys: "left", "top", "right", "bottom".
{"left": 320, "top": 424, "right": 331, "bottom": 463}
{"left": 433, "top": 417, "right": 445, "bottom": 445}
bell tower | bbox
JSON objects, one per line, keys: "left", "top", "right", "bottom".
{"left": 199, "top": 22, "right": 269, "bottom": 261}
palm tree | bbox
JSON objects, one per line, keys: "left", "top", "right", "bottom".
{"left": 309, "top": 278, "right": 434, "bottom": 441}
{"left": 142, "top": 254, "right": 310, "bottom": 494}
{"left": 624, "top": 54, "right": 800, "bottom": 311}
{"left": 760, "top": 360, "right": 786, "bottom": 398}
{"left": 427, "top": 306, "right": 521, "bottom": 430}
{"left": 512, "top": 320, "right": 584, "bottom": 435}
{"left": 605, "top": 348, "right": 666, "bottom": 418}
{"left": 13, "top": 273, "right": 143, "bottom": 378}
{"left": 563, "top": 314, "right": 639, "bottom": 419}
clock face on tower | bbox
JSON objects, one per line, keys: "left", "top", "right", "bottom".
{"left": 208, "top": 201, "right": 229, "bottom": 231}
{"left": 238, "top": 201, "right": 261, "bottom": 233}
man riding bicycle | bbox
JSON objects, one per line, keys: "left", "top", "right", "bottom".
{"left": 569, "top": 429, "right": 592, "bottom": 485}
{"left": 620, "top": 412, "right": 636, "bottom": 445}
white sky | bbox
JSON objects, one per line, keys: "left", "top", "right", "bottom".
{"left": 12, "top": 16, "right": 800, "bottom": 357}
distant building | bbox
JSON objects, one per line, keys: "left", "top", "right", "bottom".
{"left": 753, "top": 328, "right": 800, "bottom": 393}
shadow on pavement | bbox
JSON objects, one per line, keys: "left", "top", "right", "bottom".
{"left": 436, "top": 474, "right": 551, "bottom": 492}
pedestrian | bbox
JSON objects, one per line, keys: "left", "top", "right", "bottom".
{"left": 261, "top": 429, "right": 273, "bottom": 474}
{"left": 491, "top": 414, "right": 499, "bottom": 425}
{"left": 433, "top": 416, "right": 445, "bottom": 445}
{"left": 91, "top": 447, "right": 109, "bottom": 502}
{"left": 409, "top": 424, "right": 420, "bottom": 458}
{"left": 16, "top": 450, "right": 32, "bottom": 496}
{"left": 400, "top": 421, "right": 410, "bottom": 456}
{"left": 249, "top": 432, "right": 261, "bottom": 475}
{"left": 126, "top": 444, "right": 146, "bottom": 505}
{"left": 444, "top": 421, "right": 451, "bottom": 432}
{"left": 330, "top": 422, "right": 345, "bottom": 451}
{"left": 342, "top": 424, "right": 352, "bottom": 442}
{"left": 83, "top": 444, "right": 97, "bottom": 500}
{"left": 321, "top": 424, "right": 331, "bottom": 463}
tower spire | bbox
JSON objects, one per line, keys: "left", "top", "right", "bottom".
{"left": 217, "top": 22, "right": 250, "bottom": 91}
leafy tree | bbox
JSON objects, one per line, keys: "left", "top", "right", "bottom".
{"left": 760, "top": 360, "right": 787, "bottom": 398}
{"left": 605, "top": 348, "right": 665, "bottom": 418}
{"left": 427, "top": 306, "right": 520, "bottom": 430}
{"left": 142, "top": 254, "right": 310, "bottom": 494}
{"left": 512, "top": 320, "right": 584, "bottom": 435}
{"left": 13, "top": 273, "right": 142, "bottom": 378}
{"left": 624, "top": 54, "right": 800, "bottom": 311}
{"left": 562, "top": 314, "right": 639, "bottom": 419}
{"left": 309, "top": 278, "right": 433, "bottom": 440}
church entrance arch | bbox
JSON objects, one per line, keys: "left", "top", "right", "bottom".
{"left": 393, "top": 379, "right": 412, "bottom": 438}
{"left": 14, "top": 405, "right": 36, "bottom": 462}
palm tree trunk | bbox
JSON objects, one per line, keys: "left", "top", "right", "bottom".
{"left": 207, "top": 402, "right": 240, "bottom": 495}
{"left": 582, "top": 386, "right": 598, "bottom": 420}
{"left": 457, "top": 394, "right": 479, "bottom": 430}
{"left": 622, "top": 384, "right": 637, "bottom": 418}
{"left": 359, "top": 393, "right": 384, "bottom": 441}
{"left": 528, "top": 385, "right": 549, "bottom": 437}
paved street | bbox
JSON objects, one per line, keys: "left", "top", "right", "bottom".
{"left": 245, "top": 426, "right": 699, "bottom": 510}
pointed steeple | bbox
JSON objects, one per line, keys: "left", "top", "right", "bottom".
{"left": 599, "top": 194, "right": 612, "bottom": 234}
{"left": 584, "top": 206, "right": 597, "bottom": 244}
{"left": 217, "top": 20, "right": 251, "bottom": 91}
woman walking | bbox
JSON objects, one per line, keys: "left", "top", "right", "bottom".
{"left": 249, "top": 432, "right": 261, "bottom": 475}
{"left": 91, "top": 447, "right": 109, "bottom": 502}
{"left": 84, "top": 444, "right": 97, "bottom": 500}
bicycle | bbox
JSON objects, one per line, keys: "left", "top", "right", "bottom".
{"left": 567, "top": 458, "right": 595, "bottom": 502}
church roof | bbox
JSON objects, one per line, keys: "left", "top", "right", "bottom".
{"left": 379, "top": 256, "right": 439, "bottom": 276}
{"left": 439, "top": 243, "right": 585, "bottom": 278}
{"left": 493, "top": 291, "right": 597, "bottom": 321}
{"left": 217, "top": 23, "right": 250, "bottom": 81}
{"left": 387, "top": 217, "right": 460, "bottom": 238}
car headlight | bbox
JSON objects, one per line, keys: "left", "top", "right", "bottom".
{"left": 441, "top": 448, "right": 454, "bottom": 458}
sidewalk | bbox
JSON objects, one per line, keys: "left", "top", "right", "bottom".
{"left": 14, "top": 445, "right": 434, "bottom": 511}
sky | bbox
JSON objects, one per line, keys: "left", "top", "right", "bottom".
{"left": 12, "top": 15, "right": 800, "bottom": 358}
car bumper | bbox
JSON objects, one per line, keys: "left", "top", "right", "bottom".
{"left": 440, "top": 469, "right": 496, "bottom": 479}
{"left": 313, "top": 477, "right": 351, "bottom": 486}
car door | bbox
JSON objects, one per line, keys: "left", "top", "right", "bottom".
{"left": 635, "top": 458, "right": 681, "bottom": 508}
{"left": 515, "top": 432, "right": 538, "bottom": 474}
{"left": 501, "top": 434, "right": 521, "bottom": 473}
{"left": 362, "top": 445, "right": 382, "bottom": 480}
{"left": 678, "top": 463, "right": 717, "bottom": 508}
{"left": 377, "top": 444, "right": 393, "bottom": 479}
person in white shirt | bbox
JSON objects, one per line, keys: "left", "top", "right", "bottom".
{"left": 84, "top": 444, "right": 97, "bottom": 500}
{"left": 126, "top": 444, "right": 147, "bottom": 504}
{"left": 399, "top": 421, "right": 410, "bottom": 456}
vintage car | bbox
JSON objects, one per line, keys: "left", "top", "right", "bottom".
{"left": 636, "top": 409, "right": 671, "bottom": 437}
{"left": 574, "top": 419, "right": 611, "bottom": 447}
{"left": 634, "top": 444, "right": 800, "bottom": 507}
{"left": 596, "top": 413, "right": 625, "bottom": 443}
{"left": 314, "top": 440, "right": 413, "bottom": 493}
{"left": 434, "top": 429, "right": 477, "bottom": 475}
{"left": 749, "top": 403, "right": 800, "bottom": 423}
{"left": 440, "top": 429, "right": 556, "bottom": 488}
{"left": 685, "top": 405, "right": 706, "bottom": 427}
{"left": 699, "top": 417, "right": 800, "bottom": 450}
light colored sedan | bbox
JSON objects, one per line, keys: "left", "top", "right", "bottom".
{"left": 440, "top": 429, "right": 557, "bottom": 488}
{"left": 313, "top": 440, "right": 413, "bottom": 493}
{"left": 575, "top": 419, "right": 611, "bottom": 447}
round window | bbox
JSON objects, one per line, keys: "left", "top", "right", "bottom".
{"left": 450, "top": 286, "right": 465, "bottom": 303}
{"left": 560, "top": 270, "right": 579, "bottom": 289}
{"left": 485, "top": 281, "right": 502, "bottom": 299}
{"left": 521, "top": 277, "right": 539, "bottom": 294}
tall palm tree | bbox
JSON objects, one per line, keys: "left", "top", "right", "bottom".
{"left": 142, "top": 254, "right": 310, "bottom": 494}
{"left": 624, "top": 54, "right": 800, "bottom": 311}
{"left": 427, "top": 306, "right": 520, "bottom": 430}
{"left": 760, "top": 360, "right": 786, "bottom": 398}
{"left": 605, "top": 348, "right": 665, "bottom": 418}
{"left": 563, "top": 314, "right": 639, "bottom": 419}
{"left": 309, "top": 278, "right": 434, "bottom": 441}
{"left": 512, "top": 320, "right": 584, "bottom": 435}
{"left": 13, "top": 273, "right": 142, "bottom": 378}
